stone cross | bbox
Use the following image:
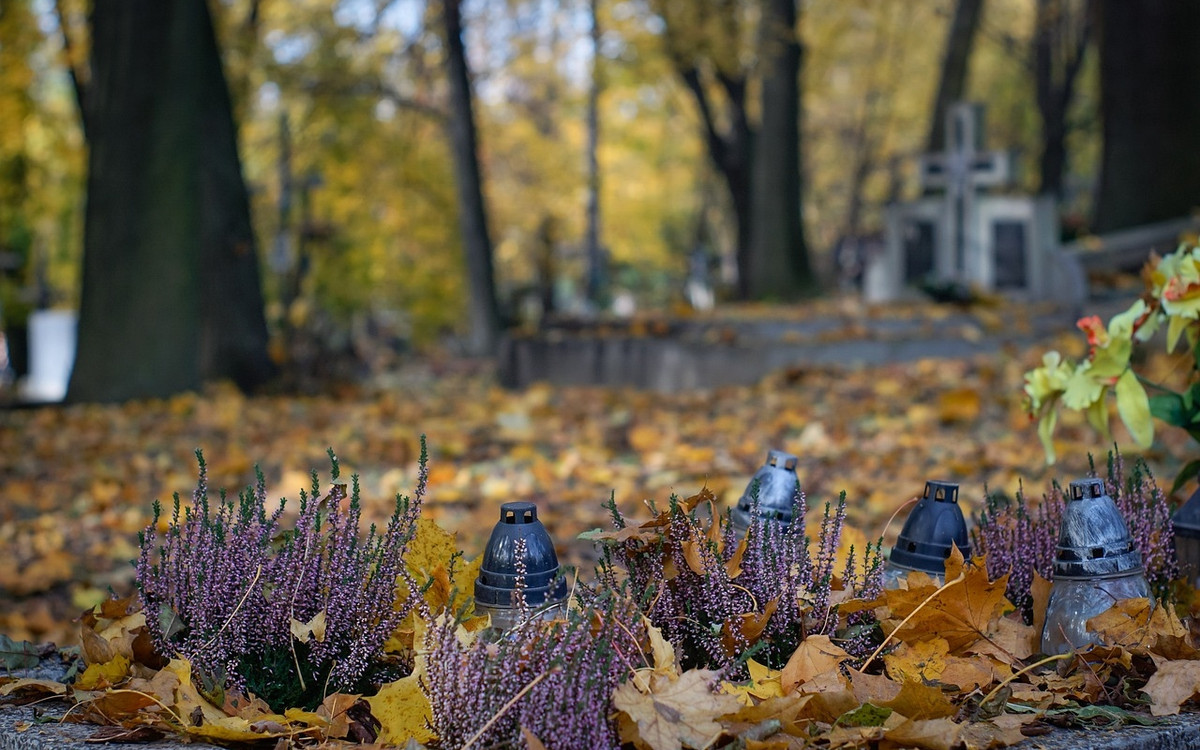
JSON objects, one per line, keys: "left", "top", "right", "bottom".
{"left": 917, "top": 102, "right": 1011, "bottom": 281}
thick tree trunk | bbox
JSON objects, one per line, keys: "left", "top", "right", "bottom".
{"left": 677, "top": 66, "right": 752, "bottom": 298}
{"left": 745, "top": 0, "right": 811, "bottom": 298}
{"left": 1093, "top": 0, "right": 1200, "bottom": 233}
{"left": 927, "top": 0, "right": 984, "bottom": 153}
{"left": 584, "top": 0, "right": 603, "bottom": 306}
{"left": 1033, "top": 0, "right": 1089, "bottom": 199}
{"left": 441, "top": 0, "right": 501, "bottom": 355}
{"left": 68, "top": 0, "right": 273, "bottom": 403}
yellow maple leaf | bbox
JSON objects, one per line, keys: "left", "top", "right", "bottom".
{"left": 74, "top": 653, "right": 130, "bottom": 690}
{"left": 884, "top": 548, "right": 1014, "bottom": 659}
{"left": 612, "top": 668, "right": 742, "bottom": 750}
{"left": 722, "top": 659, "right": 784, "bottom": 704}
{"left": 164, "top": 659, "right": 295, "bottom": 742}
{"left": 368, "top": 660, "right": 435, "bottom": 744}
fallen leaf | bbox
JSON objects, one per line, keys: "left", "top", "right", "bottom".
{"left": 958, "top": 714, "right": 1032, "bottom": 749}
{"left": 0, "top": 635, "right": 40, "bottom": 670}
{"left": 612, "top": 668, "right": 742, "bottom": 750}
{"left": 1142, "top": 658, "right": 1200, "bottom": 716}
{"left": 885, "top": 549, "right": 1015, "bottom": 660}
{"left": 879, "top": 679, "right": 958, "bottom": 720}
{"left": 720, "top": 693, "right": 813, "bottom": 737}
{"left": 883, "top": 716, "right": 963, "bottom": 750}
{"left": 0, "top": 678, "right": 66, "bottom": 698}
{"left": 367, "top": 667, "right": 435, "bottom": 744}
{"left": 848, "top": 668, "right": 901, "bottom": 705}
{"left": 74, "top": 653, "right": 130, "bottom": 690}
{"left": 316, "top": 692, "right": 360, "bottom": 739}
{"left": 521, "top": 726, "right": 548, "bottom": 750}
{"left": 780, "top": 635, "right": 850, "bottom": 693}
{"left": 721, "top": 599, "right": 778, "bottom": 656}
{"left": 290, "top": 610, "right": 327, "bottom": 644}
{"left": 723, "top": 659, "right": 784, "bottom": 704}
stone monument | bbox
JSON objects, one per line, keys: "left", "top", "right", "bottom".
{"left": 865, "top": 102, "right": 1067, "bottom": 303}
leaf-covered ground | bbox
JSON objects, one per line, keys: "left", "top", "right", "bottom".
{"left": 0, "top": 318, "right": 1193, "bottom": 649}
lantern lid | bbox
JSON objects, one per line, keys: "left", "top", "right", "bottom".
{"left": 730, "top": 450, "right": 801, "bottom": 530}
{"left": 1173, "top": 486, "right": 1200, "bottom": 538}
{"left": 1052, "top": 477, "right": 1144, "bottom": 578}
{"left": 475, "top": 501, "right": 567, "bottom": 607}
{"left": 888, "top": 480, "right": 971, "bottom": 574}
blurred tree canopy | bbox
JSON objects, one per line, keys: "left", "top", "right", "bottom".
{"left": 4, "top": 0, "right": 1200, "bottom": 396}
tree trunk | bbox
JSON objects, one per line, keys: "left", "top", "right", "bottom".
{"left": 584, "top": 0, "right": 603, "bottom": 306}
{"left": 927, "top": 0, "right": 984, "bottom": 153}
{"left": 745, "top": 0, "right": 811, "bottom": 298}
{"left": 1093, "top": 0, "right": 1200, "bottom": 233}
{"left": 677, "top": 66, "right": 752, "bottom": 298}
{"left": 441, "top": 0, "right": 501, "bottom": 355}
{"left": 68, "top": 0, "right": 273, "bottom": 403}
{"left": 1033, "top": 0, "right": 1090, "bottom": 198}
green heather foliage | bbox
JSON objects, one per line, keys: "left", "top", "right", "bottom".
{"left": 136, "top": 445, "right": 429, "bottom": 711}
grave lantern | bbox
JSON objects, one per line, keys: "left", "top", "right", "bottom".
{"left": 1041, "top": 478, "right": 1152, "bottom": 656}
{"left": 1172, "top": 488, "right": 1200, "bottom": 588}
{"left": 474, "top": 501, "right": 568, "bottom": 631}
{"left": 884, "top": 480, "right": 970, "bottom": 588}
{"left": 731, "top": 450, "right": 802, "bottom": 536}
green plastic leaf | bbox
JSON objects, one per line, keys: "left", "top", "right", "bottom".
{"left": 1167, "top": 315, "right": 1189, "bottom": 353}
{"left": 836, "top": 703, "right": 893, "bottom": 728}
{"left": 1115, "top": 369, "right": 1154, "bottom": 447}
{"left": 158, "top": 603, "right": 186, "bottom": 641}
{"left": 1085, "top": 398, "right": 1112, "bottom": 443}
{"left": 1170, "top": 459, "right": 1200, "bottom": 497}
{"left": 0, "top": 634, "right": 41, "bottom": 670}
{"left": 1038, "top": 407, "right": 1058, "bottom": 465}
{"left": 1149, "top": 392, "right": 1189, "bottom": 428}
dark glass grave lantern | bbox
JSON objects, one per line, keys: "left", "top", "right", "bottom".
{"left": 1173, "top": 486, "right": 1200, "bottom": 588}
{"left": 474, "top": 501, "right": 568, "bottom": 631}
{"left": 730, "top": 450, "right": 801, "bottom": 536}
{"left": 884, "top": 480, "right": 970, "bottom": 588}
{"left": 1041, "top": 478, "right": 1152, "bottom": 655}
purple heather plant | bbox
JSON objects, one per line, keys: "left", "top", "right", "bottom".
{"left": 593, "top": 488, "right": 885, "bottom": 672}
{"left": 136, "top": 443, "right": 428, "bottom": 710}
{"left": 973, "top": 450, "right": 1178, "bottom": 621}
{"left": 425, "top": 590, "right": 641, "bottom": 750}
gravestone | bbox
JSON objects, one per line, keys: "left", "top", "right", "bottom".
{"left": 866, "top": 102, "right": 1069, "bottom": 303}
{"left": 20, "top": 309, "right": 76, "bottom": 402}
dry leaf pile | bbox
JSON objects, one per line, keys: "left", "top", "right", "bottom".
{"left": 6, "top": 332, "right": 1194, "bottom": 647}
{"left": 6, "top": 532, "right": 1200, "bottom": 749}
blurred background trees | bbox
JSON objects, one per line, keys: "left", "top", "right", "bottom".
{"left": 3, "top": 0, "right": 1200, "bottom": 399}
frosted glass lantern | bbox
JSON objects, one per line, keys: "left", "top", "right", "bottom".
{"left": 1041, "top": 478, "right": 1152, "bottom": 655}
{"left": 731, "top": 450, "right": 801, "bottom": 536}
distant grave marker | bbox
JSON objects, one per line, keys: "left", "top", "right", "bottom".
{"left": 20, "top": 309, "right": 76, "bottom": 402}
{"left": 866, "top": 102, "right": 1068, "bottom": 303}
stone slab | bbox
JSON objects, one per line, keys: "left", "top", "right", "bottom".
{"left": 498, "top": 305, "right": 1080, "bottom": 392}
{"left": 0, "top": 701, "right": 220, "bottom": 750}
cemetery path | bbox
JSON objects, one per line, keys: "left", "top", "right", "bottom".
{"left": 0, "top": 312, "right": 1192, "bottom": 647}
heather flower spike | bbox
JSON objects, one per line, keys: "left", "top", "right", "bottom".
{"left": 594, "top": 485, "right": 884, "bottom": 673}
{"left": 974, "top": 450, "right": 1176, "bottom": 622}
{"left": 136, "top": 439, "right": 430, "bottom": 711}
